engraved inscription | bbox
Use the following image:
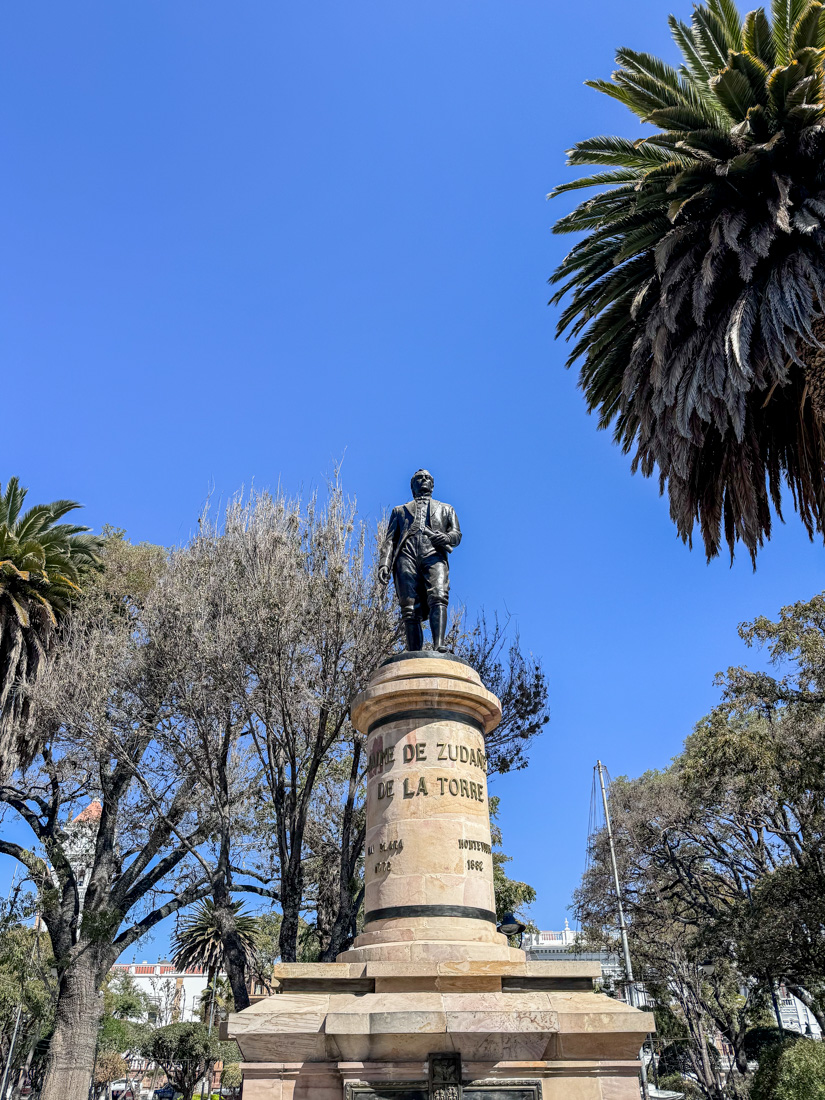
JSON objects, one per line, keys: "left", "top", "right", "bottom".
{"left": 403, "top": 776, "right": 429, "bottom": 797}
{"left": 367, "top": 738, "right": 487, "bottom": 774}
{"left": 368, "top": 745, "right": 395, "bottom": 772}
{"left": 436, "top": 743, "right": 487, "bottom": 770}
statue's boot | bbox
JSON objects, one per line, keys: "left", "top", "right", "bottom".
{"left": 404, "top": 618, "right": 424, "bottom": 651}
{"left": 430, "top": 604, "right": 448, "bottom": 652}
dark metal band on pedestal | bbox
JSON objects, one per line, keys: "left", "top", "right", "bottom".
{"left": 367, "top": 708, "right": 485, "bottom": 737}
{"left": 364, "top": 904, "right": 497, "bottom": 925}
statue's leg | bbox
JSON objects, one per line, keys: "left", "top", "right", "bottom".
{"left": 429, "top": 602, "right": 448, "bottom": 652}
{"left": 425, "top": 559, "right": 450, "bottom": 652}
{"left": 395, "top": 556, "right": 424, "bottom": 652}
{"left": 404, "top": 618, "right": 424, "bottom": 651}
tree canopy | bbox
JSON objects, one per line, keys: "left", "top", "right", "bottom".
{"left": 576, "top": 590, "right": 825, "bottom": 1096}
{"left": 551, "top": 0, "right": 825, "bottom": 562}
{"left": 141, "top": 1023, "right": 238, "bottom": 1100}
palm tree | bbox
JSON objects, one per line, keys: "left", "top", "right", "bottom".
{"left": 0, "top": 477, "right": 101, "bottom": 778}
{"left": 551, "top": 0, "right": 825, "bottom": 562}
{"left": 171, "top": 899, "right": 259, "bottom": 1016}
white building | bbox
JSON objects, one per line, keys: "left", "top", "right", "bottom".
{"left": 778, "top": 984, "right": 823, "bottom": 1039}
{"left": 523, "top": 921, "right": 627, "bottom": 995}
{"left": 110, "top": 962, "right": 215, "bottom": 1024}
{"left": 55, "top": 800, "right": 103, "bottom": 912}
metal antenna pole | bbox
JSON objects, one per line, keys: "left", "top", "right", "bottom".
{"left": 596, "top": 761, "right": 650, "bottom": 1100}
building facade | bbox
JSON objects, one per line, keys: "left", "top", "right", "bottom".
{"left": 778, "top": 984, "right": 823, "bottom": 1039}
{"left": 524, "top": 924, "right": 823, "bottom": 1046}
{"left": 109, "top": 962, "right": 215, "bottom": 1024}
{"left": 523, "top": 921, "right": 627, "bottom": 996}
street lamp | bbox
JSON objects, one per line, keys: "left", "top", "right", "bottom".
{"left": 497, "top": 913, "right": 526, "bottom": 947}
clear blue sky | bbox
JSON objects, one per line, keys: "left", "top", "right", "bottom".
{"left": 1, "top": 0, "right": 821, "bottom": 959}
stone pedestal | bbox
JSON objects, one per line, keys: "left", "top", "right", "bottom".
{"left": 228, "top": 654, "right": 654, "bottom": 1100}
{"left": 342, "top": 654, "right": 513, "bottom": 964}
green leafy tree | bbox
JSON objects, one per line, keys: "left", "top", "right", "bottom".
{"left": 751, "top": 1036, "right": 825, "bottom": 1100}
{"left": 489, "top": 796, "right": 537, "bottom": 927}
{"left": 744, "top": 1025, "right": 800, "bottom": 1060}
{"left": 97, "top": 973, "right": 152, "bottom": 1059}
{"left": 246, "top": 911, "right": 319, "bottom": 992}
{"left": 701, "top": 590, "right": 825, "bottom": 1026}
{"left": 0, "top": 476, "right": 101, "bottom": 777}
{"left": 249, "top": 911, "right": 282, "bottom": 990}
{"left": 220, "top": 1063, "right": 242, "bottom": 1091}
{"left": 93, "top": 1051, "right": 130, "bottom": 1095}
{"left": 0, "top": 909, "right": 56, "bottom": 1089}
{"left": 141, "top": 1024, "right": 237, "bottom": 1100}
{"left": 659, "top": 1074, "right": 703, "bottom": 1099}
{"left": 102, "top": 972, "right": 152, "bottom": 1021}
{"left": 576, "top": 591, "right": 825, "bottom": 1096}
{"left": 550, "top": 0, "right": 825, "bottom": 562}
{"left": 453, "top": 613, "right": 549, "bottom": 776}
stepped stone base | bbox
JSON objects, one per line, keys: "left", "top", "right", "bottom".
{"left": 227, "top": 654, "right": 654, "bottom": 1099}
{"left": 227, "top": 958, "right": 654, "bottom": 1100}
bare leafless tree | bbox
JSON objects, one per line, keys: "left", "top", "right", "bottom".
{"left": 0, "top": 535, "right": 270, "bottom": 1100}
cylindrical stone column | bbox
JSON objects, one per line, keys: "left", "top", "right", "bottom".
{"left": 338, "top": 653, "right": 521, "bottom": 963}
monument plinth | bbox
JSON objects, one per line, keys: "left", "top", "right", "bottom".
{"left": 228, "top": 653, "right": 654, "bottom": 1100}
{"left": 341, "top": 654, "right": 515, "bottom": 963}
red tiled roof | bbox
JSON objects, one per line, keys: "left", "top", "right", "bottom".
{"left": 109, "top": 963, "right": 209, "bottom": 975}
{"left": 73, "top": 800, "right": 103, "bottom": 824}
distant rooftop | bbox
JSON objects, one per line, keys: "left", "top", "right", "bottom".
{"left": 72, "top": 800, "right": 103, "bottom": 824}
{"left": 111, "top": 962, "right": 209, "bottom": 976}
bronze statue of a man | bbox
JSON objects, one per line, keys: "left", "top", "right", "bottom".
{"left": 378, "top": 469, "right": 462, "bottom": 652}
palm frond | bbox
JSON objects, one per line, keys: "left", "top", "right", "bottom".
{"left": 743, "top": 7, "right": 777, "bottom": 63}
{"left": 0, "top": 477, "right": 102, "bottom": 778}
{"left": 709, "top": 0, "right": 746, "bottom": 48}
{"left": 791, "top": 1, "right": 825, "bottom": 52}
{"left": 550, "top": 0, "right": 825, "bottom": 562}
{"left": 549, "top": 169, "right": 643, "bottom": 197}
{"left": 692, "top": 6, "right": 736, "bottom": 70}
{"left": 773, "top": 0, "right": 811, "bottom": 63}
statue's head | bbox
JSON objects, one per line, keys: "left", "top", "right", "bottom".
{"left": 411, "top": 469, "right": 434, "bottom": 498}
